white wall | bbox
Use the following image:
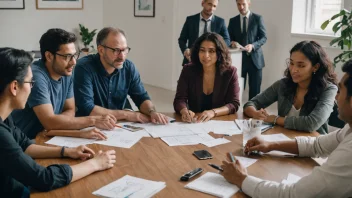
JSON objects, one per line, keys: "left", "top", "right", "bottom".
{"left": 0, "top": 0, "right": 103, "bottom": 51}
{"left": 103, "top": 0, "right": 175, "bottom": 90}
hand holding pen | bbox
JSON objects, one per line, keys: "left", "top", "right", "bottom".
{"left": 180, "top": 108, "right": 195, "bottom": 123}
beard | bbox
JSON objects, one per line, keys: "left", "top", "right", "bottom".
{"left": 104, "top": 54, "right": 124, "bottom": 69}
{"left": 52, "top": 61, "right": 73, "bottom": 77}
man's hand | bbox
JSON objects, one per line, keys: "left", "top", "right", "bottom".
{"left": 150, "top": 111, "right": 169, "bottom": 125}
{"left": 127, "top": 112, "right": 150, "bottom": 123}
{"left": 94, "top": 114, "right": 116, "bottom": 130}
{"left": 184, "top": 48, "right": 191, "bottom": 62}
{"left": 80, "top": 128, "right": 107, "bottom": 140}
{"left": 231, "top": 41, "right": 239, "bottom": 48}
{"left": 244, "top": 136, "right": 272, "bottom": 154}
{"left": 66, "top": 145, "right": 95, "bottom": 160}
{"left": 220, "top": 160, "right": 248, "bottom": 188}
{"left": 244, "top": 44, "right": 254, "bottom": 53}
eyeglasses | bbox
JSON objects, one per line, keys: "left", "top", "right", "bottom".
{"left": 23, "top": 80, "right": 35, "bottom": 88}
{"left": 55, "top": 52, "right": 80, "bottom": 62}
{"left": 101, "top": 45, "right": 131, "bottom": 55}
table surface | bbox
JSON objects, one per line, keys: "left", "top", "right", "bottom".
{"left": 31, "top": 113, "right": 320, "bottom": 198}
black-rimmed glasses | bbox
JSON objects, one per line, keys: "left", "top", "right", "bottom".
{"left": 55, "top": 52, "right": 80, "bottom": 62}
{"left": 23, "top": 80, "right": 35, "bottom": 88}
{"left": 101, "top": 45, "right": 131, "bottom": 55}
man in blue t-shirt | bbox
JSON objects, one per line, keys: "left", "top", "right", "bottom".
{"left": 12, "top": 29, "right": 116, "bottom": 139}
{"left": 74, "top": 27, "right": 168, "bottom": 124}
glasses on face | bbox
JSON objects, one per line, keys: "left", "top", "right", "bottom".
{"left": 101, "top": 45, "right": 131, "bottom": 55}
{"left": 23, "top": 80, "right": 35, "bottom": 88}
{"left": 55, "top": 52, "right": 80, "bottom": 62}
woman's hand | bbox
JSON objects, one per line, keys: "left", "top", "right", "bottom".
{"left": 180, "top": 108, "right": 196, "bottom": 123}
{"left": 197, "top": 110, "right": 215, "bottom": 122}
{"left": 252, "top": 108, "right": 268, "bottom": 120}
{"left": 89, "top": 150, "right": 116, "bottom": 171}
{"left": 66, "top": 145, "right": 95, "bottom": 160}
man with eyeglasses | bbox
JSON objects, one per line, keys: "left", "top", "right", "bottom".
{"left": 12, "top": 28, "right": 116, "bottom": 139}
{"left": 74, "top": 27, "right": 169, "bottom": 124}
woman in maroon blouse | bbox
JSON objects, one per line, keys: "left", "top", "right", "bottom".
{"left": 174, "top": 32, "right": 240, "bottom": 122}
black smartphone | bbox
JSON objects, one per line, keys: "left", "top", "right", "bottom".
{"left": 193, "top": 150, "right": 213, "bottom": 160}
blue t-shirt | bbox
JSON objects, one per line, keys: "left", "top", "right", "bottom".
{"left": 12, "top": 60, "right": 74, "bottom": 139}
{"left": 74, "top": 54, "right": 150, "bottom": 116}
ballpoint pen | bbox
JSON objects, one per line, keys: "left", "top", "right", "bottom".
{"left": 234, "top": 120, "right": 241, "bottom": 130}
{"left": 208, "top": 163, "right": 223, "bottom": 172}
{"left": 229, "top": 152, "right": 236, "bottom": 162}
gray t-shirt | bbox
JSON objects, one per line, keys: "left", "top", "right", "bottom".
{"left": 12, "top": 60, "right": 73, "bottom": 139}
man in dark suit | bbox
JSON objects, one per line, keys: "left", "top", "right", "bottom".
{"left": 178, "top": 0, "right": 230, "bottom": 66}
{"left": 228, "top": 0, "right": 267, "bottom": 100}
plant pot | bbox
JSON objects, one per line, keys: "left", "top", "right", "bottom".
{"left": 81, "top": 48, "right": 89, "bottom": 55}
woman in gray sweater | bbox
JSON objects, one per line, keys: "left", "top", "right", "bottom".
{"left": 244, "top": 41, "right": 338, "bottom": 134}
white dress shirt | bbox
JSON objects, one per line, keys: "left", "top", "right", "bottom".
{"left": 242, "top": 124, "right": 352, "bottom": 198}
{"left": 198, "top": 13, "right": 213, "bottom": 37}
{"left": 240, "top": 10, "right": 251, "bottom": 33}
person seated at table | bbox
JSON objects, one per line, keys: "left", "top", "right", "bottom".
{"left": 74, "top": 27, "right": 168, "bottom": 125}
{"left": 221, "top": 59, "right": 352, "bottom": 198}
{"left": 11, "top": 28, "right": 116, "bottom": 140}
{"left": 174, "top": 32, "right": 240, "bottom": 123}
{"left": 0, "top": 47, "right": 116, "bottom": 197}
{"left": 243, "top": 41, "right": 337, "bottom": 134}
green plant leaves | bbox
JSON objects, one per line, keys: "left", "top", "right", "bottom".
{"left": 79, "top": 23, "right": 97, "bottom": 48}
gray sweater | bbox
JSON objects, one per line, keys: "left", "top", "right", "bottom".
{"left": 244, "top": 79, "right": 338, "bottom": 134}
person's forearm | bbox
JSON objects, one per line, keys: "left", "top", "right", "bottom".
{"left": 70, "top": 160, "right": 98, "bottom": 182}
{"left": 90, "top": 105, "right": 128, "bottom": 120}
{"left": 139, "top": 100, "right": 155, "bottom": 115}
{"left": 42, "top": 115, "right": 97, "bottom": 130}
{"left": 275, "top": 117, "right": 285, "bottom": 127}
{"left": 45, "top": 130, "right": 86, "bottom": 138}
{"left": 25, "top": 144, "right": 62, "bottom": 158}
{"left": 212, "top": 106, "right": 230, "bottom": 117}
{"left": 244, "top": 106, "right": 257, "bottom": 118}
{"left": 269, "top": 140, "right": 299, "bottom": 155}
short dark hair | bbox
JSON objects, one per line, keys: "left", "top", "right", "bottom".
{"left": 342, "top": 59, "right": 352, "bottom": 98}
{"left": 0, "top": 48, "right": 33, "bottom": 95}
{"left": 39, "top": 28, "right": 77, "bottom": 62}
{"left": 283, "top": 41, "right": 337, "bottom": 105}
{"left": 96, "top": 27, "right": 126, "bottom": 46}
{"left": 190, "top": 32, "right": 232, "bottom": 74}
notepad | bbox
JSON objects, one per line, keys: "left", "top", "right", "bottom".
{"left": 185, "top": 172, "right": 239, "bottom": 197}
{"left": 93, "top": 175, "right": 166, "bottom": 198}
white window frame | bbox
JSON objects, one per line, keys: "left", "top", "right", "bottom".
{"left": 305, "top": 0, "right": 344, "bottom": 36}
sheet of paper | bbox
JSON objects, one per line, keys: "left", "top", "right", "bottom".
{"left": 235, "top": 156, "right": 258, "bottom": 168}
{"left": 144, "top": 124, "right": 200, "bottom": 138}
{"left": 185, "top": 172, "right": 239, "bottom": 197}
{"left": 208, "top": 120, "right": 242, "bottom": 135}
{"left": 45, "top": 136, "right": 95, "bottom": 147}
{"left": 161, "top": 133, "right": 215, "bottom": 146}
{"left": 261, "top": 134, "right": 296, "bottom": 156}
{"left": 282, "top": 173, "right": 301, "bottom": 184}
{"left": 202, "top": 138, "right": 231, "bottom": 147}
{"left": 92, "top": 175, "right": 166, "bottom": 198}
{"left": 94, "top": 131, "right": 142, "bottom": 148}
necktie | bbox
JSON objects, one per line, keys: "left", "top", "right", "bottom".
{"left": 242, "top": 16, "right": 248, "bottom": 46}
{"left": 202, "top": 19, "right": 209, "bottom": 34}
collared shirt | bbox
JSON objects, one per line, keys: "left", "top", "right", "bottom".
{"left": 11, "top": 60, "right": 74, "bottom": 139}
{"left": 240, "top": 10, "right": 251, "bottom": 33}
{"left": 199, "top": 13, "right": 213, "bottom": 36}
{"left": 74, "top": 54, "right": 151, "bottom": 116}
{"left": 0, "top": 116, "right": 72, "bottom": 197}
{"left": 242, "top": 124, "right": 352, "bottom": 198}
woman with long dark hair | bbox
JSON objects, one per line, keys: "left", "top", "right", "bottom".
{"left": 0, "top": 48, "right": 116, "bottom": 197}
{"left": 174, "top": 32, "right": 240, "bottom": 122}
{"left": 244, "top": 41, "right": 338, "bottom": 134}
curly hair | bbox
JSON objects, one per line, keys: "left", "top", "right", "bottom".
{"left": 190, "top": 32, "right": 232, "bottom": 74}
{"left": 283, "top": 41, "right": 337, "bottom": 108}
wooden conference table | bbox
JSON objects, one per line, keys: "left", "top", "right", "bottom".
{"left": 31, "top": 113, "right": 320, "bottom": 198}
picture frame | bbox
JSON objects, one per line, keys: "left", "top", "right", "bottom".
{"left": 134, "top": 0, "right": 155, "bottom": 17}
{"left": 36, "top": 0, "right": 83, "bottom": 10}
{"left": 0, "top": 0, "right": 24, "bottom": 9}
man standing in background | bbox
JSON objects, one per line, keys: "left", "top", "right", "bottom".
{"left": 178, "top": 0, "right": 230, "bottom": 66}
{"left": 228, "top": 0, "right": 267, "bottom": 100}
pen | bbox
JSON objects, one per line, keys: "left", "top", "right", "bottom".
{"left": 234, "top": 120, "right": 241, "bottom": 130}
{"left": 115, "top": 124, "right": 123, "bottom": 128}
{"left": 229, "top": 152, "right": 236, "bottom": 162}
{"left": 170, "top": 119, "right": 176, "bottom": 123}
{"left": 208, "top": 163, "right": 223, "bottom": 172}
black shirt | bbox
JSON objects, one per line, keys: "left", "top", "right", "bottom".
{"left": 0, "top": 116, "right": 72, "bottom": 197}
{"left": 201, "top": 92, "right": 213, "bottom": 111}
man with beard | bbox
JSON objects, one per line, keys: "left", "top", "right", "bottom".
{"left": 178, "top": 0, "right": 230, "bottom": 66}
{"left": 74, "top": 27, "right": 169, "bottom": 125}
{"left": 12, "top": 29, "right": 116, "bottom": 139}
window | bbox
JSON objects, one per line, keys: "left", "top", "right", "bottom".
{"left": 306, "top": 0, "right": 343, "bottom": 35}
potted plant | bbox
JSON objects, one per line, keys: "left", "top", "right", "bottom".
{"left": 321, "top": 9, "right": 352, "bottom": 66}
{"left": 79, "top": 24, "right": 97, "bottom": 54}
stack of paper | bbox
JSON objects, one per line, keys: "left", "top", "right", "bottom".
{"left": 207, "top": 120, "right": 242, "bottom": 135}
{"left": 93, "top": 175, "right": 166, "bottom": 198}
{"left": 282, "top": 173, "right": 301, "bottom": 184}
{"left": 185, "top": 172, "right": 239, "bottom": 197}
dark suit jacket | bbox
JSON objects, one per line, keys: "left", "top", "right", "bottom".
{"left": 178, "top": 13, "right": 231, "bottom": 65}
{"left": 173, "top": 65, "right": 240, "bottom": 114}
{"left": 228, "top": 12, "right": 267, "bottom": 69}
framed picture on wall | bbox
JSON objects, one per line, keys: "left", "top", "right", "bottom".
{"left": 36, "top": 0, "right": 83, "bottom": 10}
{"left": 134, "top": 0, "right": 155, "bottom": 17}
{"left": 0, "top": 0, "right": 24, "bottom": 9}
